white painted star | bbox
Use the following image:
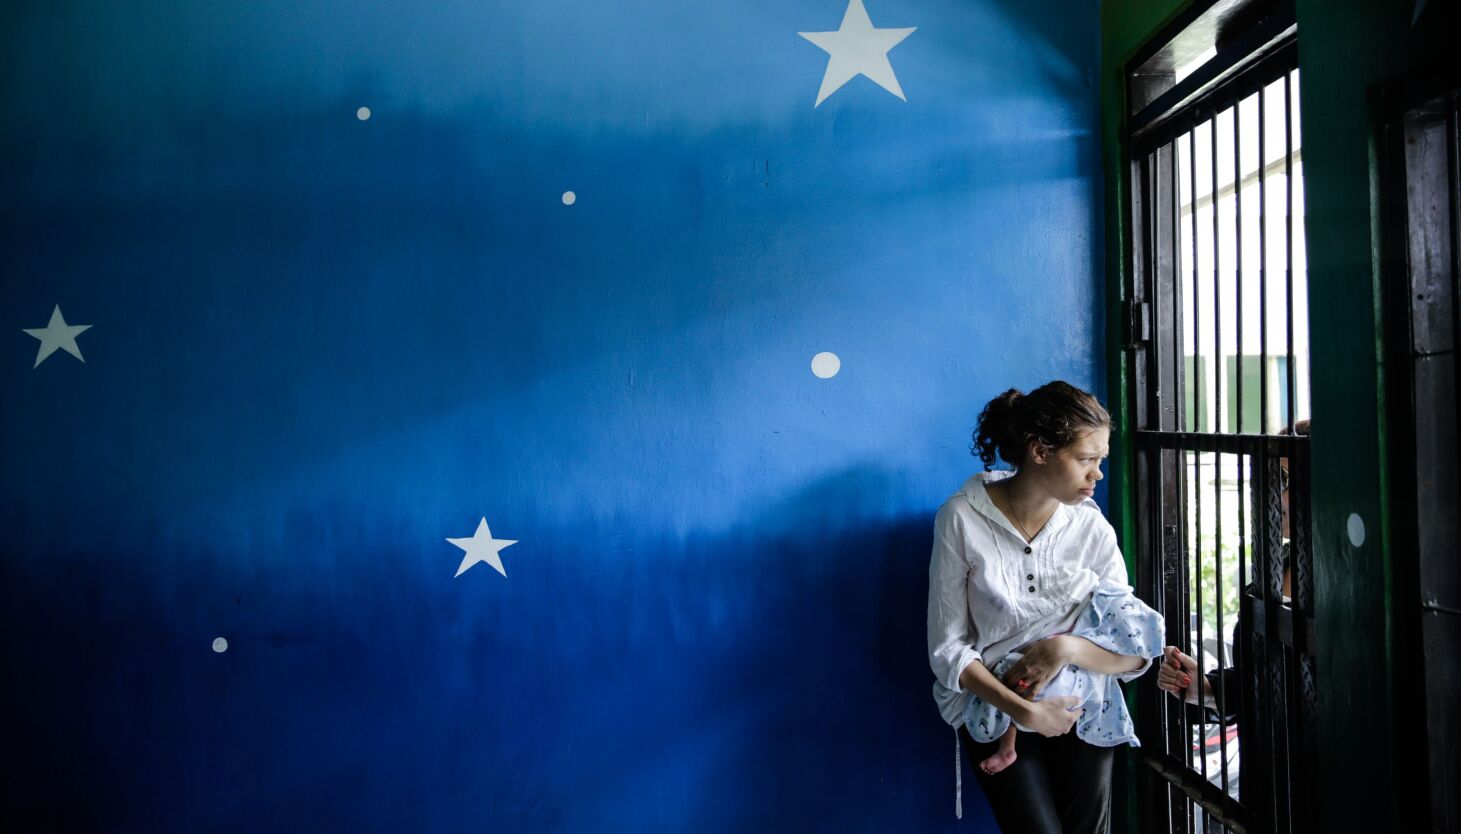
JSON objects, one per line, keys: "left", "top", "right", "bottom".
{"left": 447, "top": 517, "right": 518, "bottom": 578}
{"left": 799, "top": 0, "right": 916, "bottom": 107}
{"left": 23, "top": 305, "right": 92, "bottom": 368}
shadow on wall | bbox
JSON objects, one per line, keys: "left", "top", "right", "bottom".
{"left": 0, "top": 465, "right": 998, "bottom": 833}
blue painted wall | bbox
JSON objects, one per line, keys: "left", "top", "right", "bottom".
{"left": 0, "top": 1, "right": 1103, "bottom": 830}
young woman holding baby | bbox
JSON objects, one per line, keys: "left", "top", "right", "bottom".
{"left": 927, "top": 381, "right": 1163, "bottom": 834}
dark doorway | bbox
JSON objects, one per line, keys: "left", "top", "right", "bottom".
{"left": 1377, "top": 71, "right": 1461, "bottom": 834}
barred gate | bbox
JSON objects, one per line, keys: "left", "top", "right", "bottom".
{"left": 1122, "top": 3, "right": 1315, "bottom": 832}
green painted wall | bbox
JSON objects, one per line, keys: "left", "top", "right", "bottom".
{"left": 1291, "top": 3, "right": 1457, "bottom": 830}
{"left": 1100, "top": 0, "right": 1460, "bottom": 831}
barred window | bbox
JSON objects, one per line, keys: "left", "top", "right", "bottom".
{"left": 1123, "top": 2, "right": 1315, "bottom": 832}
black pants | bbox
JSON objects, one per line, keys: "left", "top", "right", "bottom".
{"left": 959, "top": 726, "right": 1113, "bottom": 834}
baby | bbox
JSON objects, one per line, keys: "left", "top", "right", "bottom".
{"left": 963, "top": 580, "right": 1165, "bottom": 774}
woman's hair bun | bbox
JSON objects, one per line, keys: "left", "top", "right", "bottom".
{"left": 972, "top": 389, "right": 1023, "bottom": 469}
{"left": 970, "top": 381, "right": 1109, "bottom": 470}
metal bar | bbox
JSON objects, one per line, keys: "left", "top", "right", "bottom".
{"left": 1176, "top": 136, "right": 1186, "bottom": 435}
{"left": 1231, "top": 100, "right": 1249, "bottom": 818}
{"left": 1284, "top": 71, "right": 1297, "bottom": 432}
{"left": 1127, "top": 17, "right": 1291, "bottom": 151}
{"left": 1129, "top": 164, "right": 1167, "bottom": 831}
{"left": 1130, "top": 151, "right": 1164, "bottom": 833}
{"left": 1131, "top": 38, "right": 1299, "bottom": 158}
{"left": 1154, "top": 139, "right": 1176, "bottom": 432}
{"left": 1196, "top": 124, "right": 1214, "bottom": 812}
{"left": 1448, "top": 93, "right": 1461, "bottom": 532}
{"left": 1212, "top": 103, "right": 1232, "bottom": 802}
{"left": 1238, "top": 456, "right": 1248, "bottom": 623}
{"left": 1182, "top": 447, "right": 1201, "bottom": 811}
{"left": 1300, "top": 438, "right": 1315, "bottom": 637}
{"left": 1259, "top": 445, "right": 1282, "bottom": 831}
{"left": 1213, "top": 111, "right": 1224, "bottom": 434}
{"left": 1185, "top": 120, "right": 1211, "bottom": 796}
{"left": 1190, "top": 124, "right": 1202, "bottom": 435}
{"left": 1268, "top": 440, "right": 1292, "bottom": 834}
{"left": 1236, "top": 96, "right": 1246, "bottom": 434}
{"left": 1170, "top": 445, "right": 1193, "bottom": 834}
{"left": 1193, "top": 448, "right": 1209, "bottom": 792}
{"left": 1259, "top": 82, "right": 1270, "bottom": 434}
{"left": 1244, "top": 450, "right": 1272, "bottom": 829}
{"left": 1215, "top": 448, "right": 1231, "bottom": 802}
{"left": 1132, "top": 152, "right": 1152, "bottom": 431}
{"left": 1236, "top": 24, "right": 1251, "bottom": 669}
{"left": 1141, "top": 752, "right": 1259, "bottom": 834}
{"left": 1151, "top": 144, "right": 1162, "bottom": 432}
{"left": 1135, "top": 431, "right": 1301, "bottom": 454}
{"left": 1167, "top": 137, "right": 1191, "bottom": 834}
{"left": 1278, "top": 74, "right": 1307, "bottom": 829}
{"left": 1166, "top": 449, "right": 1190, "bottom": 834}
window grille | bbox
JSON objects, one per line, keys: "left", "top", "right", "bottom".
{"left": 1124, "top": 4, "right": 1314, "bottom": 832}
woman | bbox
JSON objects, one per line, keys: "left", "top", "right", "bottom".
{"left": 927, "top": 381, "right": 1154, "bottom": 833}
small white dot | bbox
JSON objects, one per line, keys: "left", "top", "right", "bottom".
{"left": 1346, "top": 513, "right": 1366, "bottom": 547}
{"left": 561, "top": 190, "right": 577, "bottom": 205}
{"left": 811, "top": 351, "right": 841, "bottom": 379}
{"left": 356, "top": 106, "right": 371, "bottom": 121}
{"left": 212, "top": 637, "right": 229, "bottom": 653}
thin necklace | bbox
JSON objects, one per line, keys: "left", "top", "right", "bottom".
{"left": 994, "top": 481, "right": 1036, "bottom": 543}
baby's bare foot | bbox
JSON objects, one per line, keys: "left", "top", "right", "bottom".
{"left": 979, "top": 747, "right": 1018, "bottom": 775}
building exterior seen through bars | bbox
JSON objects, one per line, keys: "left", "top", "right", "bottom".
{"left": 1124, "top": 2, "right": 1315, "bottom": 833}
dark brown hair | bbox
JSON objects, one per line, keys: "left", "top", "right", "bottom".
{"left": 972, "top": 381, "right": 1111, "bottom": 469}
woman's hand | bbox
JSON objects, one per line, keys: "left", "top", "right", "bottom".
{"left": 1001, "top": 635, "right": 1074, "bottom": 699}
{"left": 1156, "top": 646, "right": 1200, "bottom": 703}
{"left": 1018, "top": 696, "right": 1083, "bottom": 737}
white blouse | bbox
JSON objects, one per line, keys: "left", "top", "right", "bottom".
{"left": 926, "top": 470, "right": 1144, "bottom": 725}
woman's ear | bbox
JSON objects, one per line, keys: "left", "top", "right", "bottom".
{"left": 1027, "top": 439, "right": 1050, "bottom": 465}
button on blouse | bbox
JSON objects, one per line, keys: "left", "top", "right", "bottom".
{"left": 926, "top": 470, "right": 1132, "bottom": 726}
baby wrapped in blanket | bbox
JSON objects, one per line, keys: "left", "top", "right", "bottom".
{"left": 964, "top": 579, "right": 1165, "bottom": 774}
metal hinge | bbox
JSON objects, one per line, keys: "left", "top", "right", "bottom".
{"left": 1124, "top": 299, "right": 1151, "bottom": 347}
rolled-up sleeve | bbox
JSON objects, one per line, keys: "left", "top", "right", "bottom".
{"left": 928, "top": 504, "right": 980, "bottom": 692}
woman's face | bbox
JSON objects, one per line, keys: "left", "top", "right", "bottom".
{"left": 1030, "top": 426, "right": 1109, "bottom": 505}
